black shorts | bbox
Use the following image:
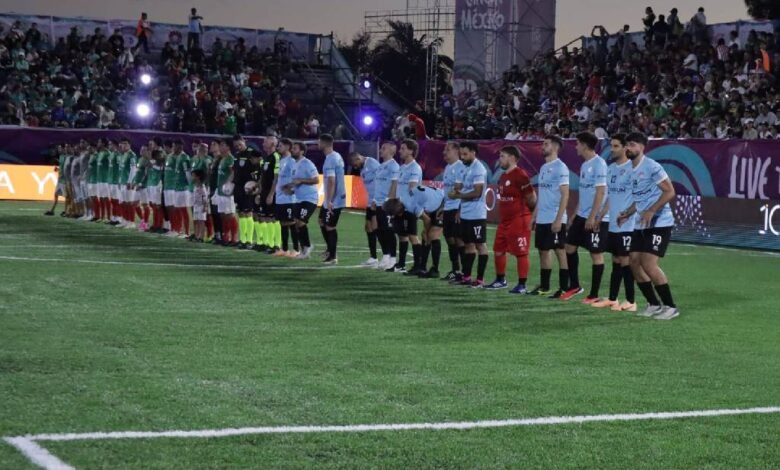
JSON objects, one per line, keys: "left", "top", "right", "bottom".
{"left": 275, "top": 203, "right": 295, "bottom": 223}
{"left": 258, "top": 192, "right": 275, "bottom": 218}
{"left": 235, "top": 193, "right": 254, "bottom": 213}
{"left": 376, "top": 207, "right": 394, "bottom": 231}
{"left": 425, "top": 209, "right": 444, "bottom": 228}
{"left": 632, "top": 227, "right": 673, "bottom": 258}
{"left": 566, "top": 215, "right": 608, "bottom": 253}
{"left": 534, "top": 223, "right": 567, "bottom": 250}
{"left": 443, "top": 209, "right": 460, "bottom": 239}
{"left": 294, "top": 202, "right": 317, "bottom": 223}
{"left": 319, "top": 207, "right": 342, "bottom": 228}
{"left": 461, "top": 219, "right": 487, "bottom": 244}
{"left": 394, "top": 211, "right": 418, "bottom": 236}
{"left": 365, "top": 207, "right": 376, "bottom": 221}
{"left": 608, "top": 231, "right": 633, "bottom": 257}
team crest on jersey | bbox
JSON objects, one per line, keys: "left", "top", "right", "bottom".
{"left": 505, "top": 180, "right": 511, "bottom": 186}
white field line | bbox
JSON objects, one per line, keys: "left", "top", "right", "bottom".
{"left": 3, "top": 437, "right": 74, "bottom": 470}
{"left": 4, "top": 407, "right": 779, "bottom": 470}
{"left": 0, "top": 255, "right": 367, "bottom": 271}
{"left": 14, "top": 406, "right": 780, "bottom": 441}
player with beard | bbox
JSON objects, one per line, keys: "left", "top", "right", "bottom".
{"left": 258, "top": 135, "right": 282, "bottom": 254}
{"left": 440, "top": 142, "right": 466, "bottom": 282}
{"left": 591, "top": 134, "right": 638, "bottom": 312}
{"left": 448, "top": 142, "right": 489, "bottom": 288}
{"left": 319, "top": 134, "right": 346, "bottom": 264}
{"left": 484, "top": 146, "right": 537, "bottom": 293}
{"left": 349, "top": 151, "right": 381, "bottom": 267}
{"left": 290, "top": 142, "right": 319, "bottom": 259}
{"left": 232, "top": 135, "right": 256, "bottom": 249}
{"left": 617, "top": 132, "right": 679, "bottom": 320}
{"left": 528, "top": 135, "right": 570, "bottom": 298}
{"left": 560, "top": 132, "right": 609, "bottom": 302}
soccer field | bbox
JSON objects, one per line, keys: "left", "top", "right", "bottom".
{"left": 1, "top": 200, "right": 779, "bottom": 469}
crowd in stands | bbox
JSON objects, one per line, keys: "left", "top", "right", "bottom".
{"left": 434, "top": 6, "right": 780, "bottom": 141}
{"left": 0, "top": 12, "right": 337, "bottom": 138}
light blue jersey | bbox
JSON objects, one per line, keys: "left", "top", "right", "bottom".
{"left": 607, "top": 160, "right": 635, "bottom": 233}
{"left": 398, "top": 160, "right": 423, "bottom": 209}
{"left": 276, "top": 154, "right": 296, "bottom": 204}
{"left": 360, "top": 157, "right": 380, "bottom": 205}
{"left": 323, "top": 151, "right": 346, "bottom": 209}
{"left": 631, "top": 156, "right": 675, "bottom": 229}
{"left": 536, "top": 158, "right": 570, "bottom": 225}
{"left": 459, "top": 160, "right": 487, "bottom": 220}
{"left": 292, "top": 157, "right": 319, "bottom": 204}
{"left": 577, "top": 155, "right": 608, "bottom": 219}
{"left": 442, "top": 160, "right": 466, "bottom": 211}
{"left": 374, "top": 159, "right": 400, "bottom": 205}
{"left": 410, "top": 186, "right": 445, "bottom": 217}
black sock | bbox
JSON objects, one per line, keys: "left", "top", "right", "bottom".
{"left": 589, "top": 264, "right": 605, "bottom": 298}
{"left": 477, "top": 254, "right": 488, "bottom": 281}
{"left": 281, "top": 225, "right": 289, "bottom": 251}
{"left": 541, "top": 268, "right": 552, "bottom": 291}
{"left": 622, "top": 265, "right": 635, "bottom": 303}
{"left": 458, "top": 246, "right": 466, "bottom": 271}
{"left": 411, "top": 244, "right": 421, "bottom": 269}
{"left": 329, "top": 230, "right": 338, "bottom": 258}
{"left": 654, "top": 283, "right": 676, "bottom": 308}
{"left": 559, "top": 268, "right": 570, "bottom": 291}
{"left": 430, "top": 239, "right": 441, "bottom": 270}
{"left": 463, "top": 252, "right": 476, "bottom": 277}
{"left": 398, "top": 241, "right": 409, "bottom": 267}
{"left": 377, "top": 230, "right": 388, "bottom": 255}
{"left": 298, "top": 225, "right": 310, "bottom": 247}
{"left": 320, "top": 225, "right": 328, "bottom": 245}
{"left": 608, "top": 263, "right": 622, "bottom": 301}
{"left": 567, "top": 251, "right": 580, "bottom": 288}
{"left": 291, "top": 226, "right": 300, "bottom": 251}
{"left": 420, "top": 243, "right": 431, "bottom": 270}
{"left": 637, "top": 281, "right": 660, "bottom": 305}
{"left": 447, "top": 242, "right": 460, "bottom": 271}
{"left": 367, "top": 231, "right": 377, "bottom": 259}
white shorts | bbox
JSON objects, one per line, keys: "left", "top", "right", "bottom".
{"left": 55, "top": 181, "right": 65, "bottom": 196}
{"left": 212, "top": 194, "right": 235, "bottom": 214}
{"left": 87, "top": 183, "right": 95, "bottom": 198}
{"left": 98, "top": 183, "right": 110, "bottom": 198}
{"left": 137, "top": 188, "right": 148, "bottom": 205}
{"left": 113, "top": 185, "right": 123, "bottom": 202}
{"left": 163, "top": 189, "right": 176, "bottom": 206}
{"left": 193, "top": 209, "right": 207, "bottom": 221}
{"left": 148, "top": 185, "right": 162, "bottom": 205}
{"left": 126, "top": 188, "right": 138, "bottom": 203}
{"left": 175, "top": 190, "right": 192, "bottom": 208}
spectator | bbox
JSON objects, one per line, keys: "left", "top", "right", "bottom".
{"left": 135, "top": 12, "right": 151, "bottom": 55}
{"left": 407, "top": 113, "right": 428, "bottom": 139}
{"left": 643, "top": 7, "right": 656, "bottom": 42}
{"left": 188, "top": 8, "right": 204, "bottom": 50}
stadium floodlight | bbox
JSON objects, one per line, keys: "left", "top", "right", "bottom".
{"left": 140, "top": 73, "right": 152, "bottom": 86}
{"left": 362, "top": 79, "right": 371, "bottom": 90}
{"left": 362, "top": 115, "right": 374, "bottom": 127}
{"left": 135, "top": 102, "right": 151, "bottom": 118}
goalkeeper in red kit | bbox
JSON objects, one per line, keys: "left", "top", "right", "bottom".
{"left": 484, "top": 146, "right": 537, "bottom": 293}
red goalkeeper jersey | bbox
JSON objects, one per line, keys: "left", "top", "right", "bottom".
{"left": 497, "top": 166, "right": 533, "bottom": 222}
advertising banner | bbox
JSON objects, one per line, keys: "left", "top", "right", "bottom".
{"left": 454, "top": 0, "right": 556, "bottom": 94}
{"left": 0, "top": 165, "right": 59, "bottom": 201}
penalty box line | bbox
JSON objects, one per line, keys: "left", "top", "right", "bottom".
{"left": 5, "top": 406, "right": 780, "bottom": 470}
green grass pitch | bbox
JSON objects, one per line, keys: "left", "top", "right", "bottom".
{"left": 1, "top": 200, "right": 779, "bottom": 469}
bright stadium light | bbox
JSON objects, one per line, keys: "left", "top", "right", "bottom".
{"left": 135, "top": 103, "right": 151, "bottom": 118}
{"left": 362, "top": 79, "right": 371, "bottom": 90}
{"left": 362, "top": 115, "right": 374, "bottom": 127}
{"left": 140, "top": 73, "right": 152, "bottom": 86}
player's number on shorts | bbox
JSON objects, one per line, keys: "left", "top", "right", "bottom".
{"left": 473, "top": 226, "right": 482, "bottom": 237}
{"left": 287, "top": 208, "right": 293, "bottom": 217}
{"left": 517, "top": 237, "right": 528, "bottom": 248}
{"left": 622, "top": 236, "right": 632, "bottom": 249}
{"left": 652, "top": 234, "right": 663, "bottom": 249}
{"left": 591, "top": 233, "right": 600, "bottom": 245}
{"left": 300, "top": 208, "right": 308, "bottom": 217}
